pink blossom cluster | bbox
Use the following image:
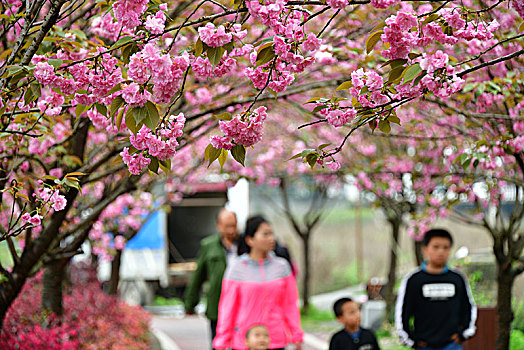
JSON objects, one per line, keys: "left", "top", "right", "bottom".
{"left": 514, "top": 0, "right": 524, "bottom": 19}
{"left": 454, "top": 19, "right": 499, "bottom": 41}
{"left": 212, "top": 106, "right": 268, "bottom": 149}
{"left": 381, "top": 12, "right": 419, "bottom": 59}
{"left": 323, "top": 108, "right": 357, "bottom": 127}
{"left": 419, "top": 50, "right": 449, "bottom": 74}
{"left": 91, "top": 13, "right": 122, "bottom": 41}
{"left": 326, "top": 0, "right": 348, "bottom": 9}
{"left": 113, "top": 0, "right": 149, "bottom": 29}
{"left": 122, "top": 83, "right": 151, "bottom": 107}
{"left": 21, "top": 213, "right": 42, "bottom": 226}
{"left": 145, "top": 10, "right": 166, "bottom": 35}
{"left": 198, "top": 23, "right": 233, "bottom": 47}
{"left": 86, "top": 109, "right": 111, "bottom": 130}
{"left": 69, "top": 50, "right": 123, "bottom": 104}
{"left": 418, "top": 69, "right": 465, "bottom": 99}
{"left": 122, "top": 113, "right": 185, "bottom": 173}
{"left": 191, "top": 56, "right": 237, "bottom": 79}
{"left": 127, "top": 44, "right": 190, "bottom": 104}
{"left": 35, "top": 187, "right": 68, "bottom": 211}
{"left": 120, "top": 147, "right": 151, "bottom": 175}
{"left": 302, "top": 33, "right": 322, "bottom": 52}
{"left": 370, "top": 0, "right": 400, "bottom": 9}
{"left": 37, "top": 91, "right": 64, "bottom": 116}
{"left": 325, "top": 160, "right": 341, "bottom": 170}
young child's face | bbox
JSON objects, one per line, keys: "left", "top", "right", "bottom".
{"left": 423, "top": 236, "right": 451, "bottom": 267}
{"left": 337, "top": 301, "right": 361, "bottom": 330}
{"left": 246, "top": 325, "right": 270, "bottom": 350}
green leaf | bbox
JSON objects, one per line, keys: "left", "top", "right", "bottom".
{"left": 75, "top": 104, "right": 89, "bottom": 118}
{"left": 380, "top": 58, "right": 407, "bottom": 69}
{"left": 223, "top": 41, "right": 235, "bottom": 53}
{"left": 24, "top": 86, "right": 35, "bottom": 105}
{"left": 252, "top": 35, "right": 275, "bottom": 48}
{"left": 231, "top": 144, "right": 246, "bottom": 166}
{"left": 148, "top": 157, "right": 159, "bottom": 174}
{"left": 111, "top": 95, "right": 125, "bottom": 118}
{"left": 312, "top": 104, "right": 328, "bottom": 113}
{"left": 421, "top": 13, "right": 440, "bottom": 26}
{"left": 378, "top": 119, "right": 391, "bottom": 134}
{"left": 218, "top": 149, "right": 228, "bottom": 169}
{"left": 388, "top": 114, "right": 401, "bottom": 125}
{"left": 194, "top": 39, "right": 204, "bottom": 57}
{"left": 365, "top": 30, "right": 383, "bottom": 54}
{"left": 207, "top": 46, "right": 225, "bottom": 66}
{"left": 519, "top": 21, "right": 524, "bottom": 33}
{"left": 206, "top": 144, "right": 221, "bottom": 167}
{"left": 305, "top": 153, "right": 318, "bottom": 168}
{"left": 402, "top": 63, "right": 422, "bottom": 84}
{"left": 5, "top": 65, "right": 24, "bottom": 78}
{"left": 214, "top": 112, "right": 232, "bottom": 121}
{"left": 47, "top": 59, "right": 63, "bottom": 69}
{"left": 369, "top": 21, "right": 386, "bottom": 33}
{"left": 30, "top": 82, "right": 41, "bottom": 99}
{"left": 256, "top": 45, "right": 275, "bottom": 67}
{"left": 305, "top": 97, "right": 329, "bottom": 104}
{"left": 412, "top": 71, "right": 427, "bottom": 87}
{"left": 125, "top": 107, "right": 137, "bottom": 134}
{"left": 109, "top": 36, "right": 134, "bottom": 50}
{"left": 387, "top": 66, "right": 404, "bottom": 84}
{"left": 106, "top": 83, "right": 123, "bottom": 97}
{"left": 159, "top": 158, "right": 171, "bottom": 174}
{"left": 122, "top": 44, "right": 135, "bottom": 64}
{"left": 115, "top": 107, "right": 125, "bottom": 130}
{"left": 143, "top": 101, "right": 160, "bottom": 130}
{"left": 95, "top": 103, "right": 107, "bottom": 116}
{"left": 408, "top": 52, "right": 422, "bottom": 60}
{"left": 335, "top": 80, "right": 353, "bottom": 91}
{"left": 318, "top": 143, "right": 331, "bottom": 150}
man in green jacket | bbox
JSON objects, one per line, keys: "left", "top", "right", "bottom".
{"left": 184, "top": 209, "right": 238, "bottom": 348}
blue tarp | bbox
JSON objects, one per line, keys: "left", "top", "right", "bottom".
{"left": 125, "top": 211, "right": 165, "bottom": 250}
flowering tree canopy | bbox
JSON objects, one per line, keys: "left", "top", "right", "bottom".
{"left": 0, "top": 0, "right": 524, "bottom": 346}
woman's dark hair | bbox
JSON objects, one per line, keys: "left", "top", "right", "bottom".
{"left": 237, "top": 215, "right": 268, "bottom": 255}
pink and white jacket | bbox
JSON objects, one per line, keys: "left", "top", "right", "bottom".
{"left": 213, "top": 252, "right": 304, "bottom": 350}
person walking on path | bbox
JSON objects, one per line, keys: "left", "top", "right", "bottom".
{"left": 184, "top": 209, "right": 239, "bottom": 347}
{"left": 395, "top": 229, "right": 477, "bottom": 350}
{"left": 213, "top": 215, "right": 304, "bottom": 350}
{"left": 329, "top": 297, "right": 380, "bottom": 350}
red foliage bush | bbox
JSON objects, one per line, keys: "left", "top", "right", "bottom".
{"left": 1, "top": 263, "right": 151, "bottom": 349}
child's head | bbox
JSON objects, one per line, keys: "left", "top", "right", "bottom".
{"left": 246, "top": 324, "right": 270, "bottom": 350}
{"left": 333, "top": 297, "right": 361, "bottom": 331}
{"left": 422, "top": 229, "right": 453, "bottom": 267}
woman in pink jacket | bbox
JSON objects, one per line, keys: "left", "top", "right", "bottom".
{"left": 213, "top": 216, "right": 304, "bottom": 350}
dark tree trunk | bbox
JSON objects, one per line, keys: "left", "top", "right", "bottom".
{"left": 413, "top": 239, "right": 423, "bottom": 266}
{"left": 300, "top": 233, "right": 311, "bottom": 313}
{"left": 42, "top": 259, "right": 69, "bottom": 316}
{"left": 0, "top": 121, "right": 89, "bottom": 329}
{"left": 108, "top": 249, "right": 122, "bottom": 295}
{"left": 495, "top": 260, "right": 514, "bottom": 350}
{"left": 384, "top": 218, "right": 401, "bottom": 317}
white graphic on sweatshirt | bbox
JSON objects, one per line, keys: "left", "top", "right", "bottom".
{"left": 422, "top": 283, "right": 455, "bottom": 299}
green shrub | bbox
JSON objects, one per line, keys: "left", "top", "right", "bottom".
{"left": 153, "top": 296, "right": 184, "bottom": 306}
{"left": 512, "top": 299, "right": 524, "bottom": 332}
{"left": 510, "top": 329, "right": 524, "bottom": 350}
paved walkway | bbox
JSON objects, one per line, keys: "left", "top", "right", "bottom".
{"left": 151, "top": 314, "right": 328, "bottom": 350}
{"left": 149, "top": 285, "right": 368, "bottom": 350}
